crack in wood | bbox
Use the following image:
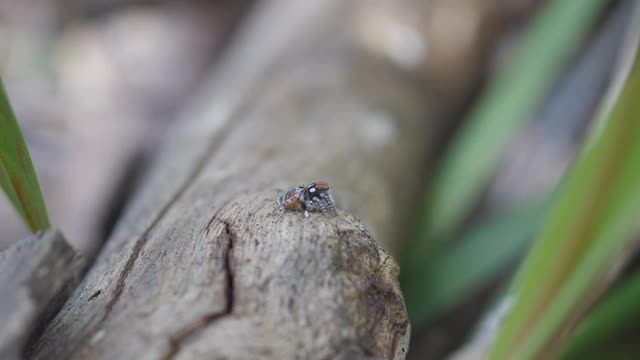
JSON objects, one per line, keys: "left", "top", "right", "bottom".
{"left": 87, "top": 290, "right": 101, "bottom": 301}
{"left": 72, "top": 189, "right": 184, "bottom": 357}
{"left": 162, "top": 218, "right": 236, "bottom": 360}
{"left": 70, "top": 118, "right": 242, "bottom": 358}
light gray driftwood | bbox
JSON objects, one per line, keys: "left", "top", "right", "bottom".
{"left": 0, "top": 230, "right": 83, "bottom": 360}
{"left": 29, "top": 0, "right": 436, "bottom": 359}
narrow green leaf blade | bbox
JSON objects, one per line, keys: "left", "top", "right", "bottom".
{"left": 560, "top": 268, "right": 640, "bottom": 360}
{"left": 421, "top": 0, "right": 607, "bottom": 243}
{"left": 403, "top": 197, "right": 550, "bottom": 325}
{"left": 0, "top": 77, "right": 50, "bottom": 232}
{"left": 489, "top": 37, "right": 640, "bottom": 360}
{"left": 0, "top": 154, "right": 24, "bottom": 219}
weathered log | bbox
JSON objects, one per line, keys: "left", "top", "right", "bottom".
{"left": 29, "top": 0, "right": 436, "bottom": 358}
{"left": 0, "top": 230, "right": 83, "bottom": 360}
{"left": 0, "top": 1, "right": 251, "bottom": 255}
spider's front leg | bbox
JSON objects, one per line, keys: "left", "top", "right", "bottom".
{"left": 313, "top": 196, "right": 327, "bottom": 216}
{"left": 301, "top": 200, "right": 310, "bottom": 218}
{"left": 320, "top": 192, "right": 335, "bottom": 213}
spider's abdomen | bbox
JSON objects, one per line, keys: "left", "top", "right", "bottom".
{"left": 277, "top": 187, "right": 303, "bottom": 209}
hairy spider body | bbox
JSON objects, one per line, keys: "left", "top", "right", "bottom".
{"left": 277, "top": 182, "right": 336, "bottom": 217}
{"left": 300, "top": 182, "right": 335, "bottom": 217}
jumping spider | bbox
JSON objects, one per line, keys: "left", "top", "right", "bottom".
{"left": 277, "top": 182, "right": 336, "bottom": 217}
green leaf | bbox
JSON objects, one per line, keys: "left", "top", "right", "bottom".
{"left": 403, "top": 197, "right": 550, "bottom": 326}
{"left": 559, "top": 267, "right": 640, "bottom": 360}
{"left": 488, "top": 35, "right": 640, "bottom": 360}
{"left": 416, "top": 0, "right": 607, "bottom": 249}
{"left": 0, "top": 77, "right": 50, "bottom": 232}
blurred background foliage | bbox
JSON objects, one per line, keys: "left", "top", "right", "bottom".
{"left": 401, "top": 0, "right": 640, "bottom": 358}
{"left": 1, "top": 0, "right": 639, "bottom": 359}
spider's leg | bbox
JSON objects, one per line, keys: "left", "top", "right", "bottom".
{"left": 313, "top": 197, "right": 327, "bottom": 216}
{"left": 301, "top": 199, "right": 312, "bottom": 218}
{"left": 320, "top": 192, "right": 335, "bottom": 213}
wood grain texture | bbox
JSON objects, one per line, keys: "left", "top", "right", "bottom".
{"left": 0, "top": 230, "right": 83, "bottom": 360}
{"left": 29, "top": 1, "right": 435, "bottom": 359}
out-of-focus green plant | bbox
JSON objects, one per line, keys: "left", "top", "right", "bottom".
{"left": 559, "top": 267, "right": 640, "bottom": 360}
{"left": 488, "top": 35, "right": 640, "bottom": 360}
{"left": 0, "top": 77, "right": 50, "bottom": 232}
{"left": 401, "top": 0, "right": 607, "bottom": 325}
{"left": 407, "top": 0, "right": 607, "bottom": 261}
{"left": 403, "top": 196, "right": 550, "bottom": 325}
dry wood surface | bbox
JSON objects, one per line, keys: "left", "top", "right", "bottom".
{"left": 0, "top": 230, "right": 83, "bottom": 360}
{"left": 27, "top": 1, "right": 437, "bottom": 359}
